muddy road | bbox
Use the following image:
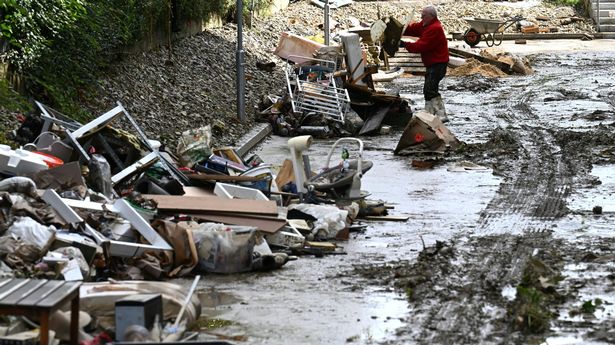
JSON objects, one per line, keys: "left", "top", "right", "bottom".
{"left": 190, "top": 49, "right": 615, "bottom": 344}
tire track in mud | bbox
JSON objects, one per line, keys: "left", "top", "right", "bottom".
{"left": 389, "top": 74, "right": 580, "bottom": 344}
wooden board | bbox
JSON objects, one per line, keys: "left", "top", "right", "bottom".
{"left": 145, "top": 194, "right": 278, "bottom": 216}
{"left": 363, "top": 215, "right": 410, "bottom": 222}
{"left": 448, "top": 47, "right": 510, "bottom": 73}
{"left": 186, "top": 174, "right": 265, "bottom": 182}
{"left": 305, "top": 241, "right": 337, "bottom": 250}
{"left": 189, "top": 213, "right": 286, "bottom": 234}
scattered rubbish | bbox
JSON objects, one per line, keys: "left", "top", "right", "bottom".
{"left": 447, "top": 161, "right": 489, "bottom": 172}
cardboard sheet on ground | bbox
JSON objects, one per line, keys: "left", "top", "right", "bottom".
{"left": 394, "top": 111, "right": 461, "bottom": 154}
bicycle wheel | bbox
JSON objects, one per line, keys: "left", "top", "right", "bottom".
{"left": 463, "top": 28, "right": 481, "bottom": 47}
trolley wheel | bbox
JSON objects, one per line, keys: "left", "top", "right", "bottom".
{"left": 494, "top": 32, "right": 504, "bottom": 46}
{"left": 485, "top": 33, "right": 495, "bottom": 47}
{"left": 463, "top": 28, "right": 481, "bottom": 47}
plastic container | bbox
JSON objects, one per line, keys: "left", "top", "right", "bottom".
{"left": 32, "top": 151, "right": 64, "bottom": 168}
{"left": 238, "top": 165, "right": 274, "bottom": 195}
{"left": 0, "top": 145, "right": 49, "bottom": 176}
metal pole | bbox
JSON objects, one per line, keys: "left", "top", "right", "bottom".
{"left": 236, "top": 0, "right": 246, "bottom": 122}
{"left": 324, "top": 2, "right": 330, "bottom": 46}
{"left": 597, "top": 0, "right": 601, "bottom": 32}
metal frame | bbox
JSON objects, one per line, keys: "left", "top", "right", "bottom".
{"left": 285, "top": 55, "right": 350, "bottom": 122}
{"left": 36, "top": 100, "right": 190, "bottom": 186}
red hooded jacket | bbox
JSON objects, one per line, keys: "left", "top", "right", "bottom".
{"left": 403, "top": 19, "right": 449, "bottom": 67}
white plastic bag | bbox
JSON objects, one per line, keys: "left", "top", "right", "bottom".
{"left": 8, "top": 216, "right": 56, "bottom": 250}
{"left": 289, "top": 204, "right": 348, "bottom": 239}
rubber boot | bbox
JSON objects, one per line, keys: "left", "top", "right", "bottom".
{"left": 424, "top": 99, "right": 436, "bottom": 115}
{"left": 432, "top": 96, "right": 449, "bottom": 123}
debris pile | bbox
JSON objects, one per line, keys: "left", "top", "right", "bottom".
{"left": 0, "top": 96, "right": 395, "bottom": 343}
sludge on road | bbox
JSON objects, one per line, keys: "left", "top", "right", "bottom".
{"left": 195, "top": 51, "right": 615, "bottom": 345}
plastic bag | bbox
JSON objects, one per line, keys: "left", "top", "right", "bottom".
{"left": 7, "top": 216, "right": 56, "bottom": 250}
{"left": 176, "top": 126, "right": 212, "bottom": 168}
{"left": 0, "top": 176, "right": 37, "bottom": 197}
{"left": 288, "top": 204, "right": 348, "bottom": 239}
{"left": 88, "top": 154, "right": 113, "bottom": 198}
{"left": 191, "top": 223, "right": 255, "bottom": 274}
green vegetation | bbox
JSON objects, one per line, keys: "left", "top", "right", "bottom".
{"left": 195, "top": 317, "right": 234, "bottom": 330}
{"left": 515, "top": 285, "right": 552, "bottom": 333}
{"left": 545, "top": 0, "right": 582, "bottom": 7}
{"left": 569, "top": 298, "right": 604, "bottom": 316}
{"left": 0, "top": 79, "right": 30, "bottom": 112}
{"left": 0, "top": 0, "right": 272, "bottom": 121}
{"left": 511, "top": 258, "right": 563, "bottom": 334}
{"left": 545, "top": 0, "right": 584, "bottom": 13}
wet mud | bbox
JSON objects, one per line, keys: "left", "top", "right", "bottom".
{"left": 190, "top": 51, "right": 615, "bottom": 344}
{"left": 357, "top": 51, "right": 615, "bottom": 344}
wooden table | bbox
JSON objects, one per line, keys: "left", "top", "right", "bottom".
{"left": 0, "top": 278, "right": 81, "bottom": 345}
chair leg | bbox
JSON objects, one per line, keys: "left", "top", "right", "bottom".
{"left": 70, "top": 296, "right": 79, "bottom": 345}
{"left": 40, "top": 310, "right": 50, "bottom": 345}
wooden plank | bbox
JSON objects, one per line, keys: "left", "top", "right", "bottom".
{"left": 305, "top": 241, "right": 337, "bottom": 250}
{"left": 146, "top": 194, "right": 278, "bottom": 216}
{"left": 0, "top": 279, "right": 40, "bottom": 305}
{"left": 186, "top": 174, "right": 265, "bottom": 182}
{"left": 448, "top": 47, "right": 510, "bottom": 72}
{"left": 364, "top": 215, "right": 410, "bottom": 221}
{"left": 181, "top": 186, "right": 215, "bottom": 197}
{"left": 19, "top": 281, "right": 64, "bottom": 307}
{"left": 0, "top": 279, "right": 30, "bottom": 303}
{"left": 189, "top": 213, "right": 286, "bottom": 234}
{"left": 0, "top": 280, "right": 48, "bottom": 305}
{"left": 359, "top": 104, "right": 391, "bottom": 135}
{"left": 288, "top": 219, "right": 311, "bottom": 231}
{"left": 36, "top": 282, "right": 80, "bottom": 308}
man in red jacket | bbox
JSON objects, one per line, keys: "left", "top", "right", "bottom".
{"left": 401, "top": 5, "right": 449, "bottom": 122}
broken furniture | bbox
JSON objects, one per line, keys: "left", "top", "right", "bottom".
{"left": 285, "top": 55, "right": 350, "bottom": 123}
{"left": 41, "top": 189, "right": 173, "bottom": 257}
{"left": 36, "top": 101, "right": 189, "bottom": 189}
{"left": 0, "top": 278, "right": 81, "bottom": 345}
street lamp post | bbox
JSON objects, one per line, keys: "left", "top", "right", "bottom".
{"left": 236, "top": 0, "right": 246, "bottom": 122}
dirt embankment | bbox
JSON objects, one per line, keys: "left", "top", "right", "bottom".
{"left": 2, "top": 0, "right": 593, "bottom": 148}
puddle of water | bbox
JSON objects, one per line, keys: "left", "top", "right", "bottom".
{"left": 541, "top": 335, "right": 608, "bottom": 345}
{"left": 568, "top": 164, "right": 615, "bottom": 213}
{"left": 194, "top": 134, "right": 501, "bottom": 344}
{"left": 501, "top": 285, "right": 517, "bottom": 301}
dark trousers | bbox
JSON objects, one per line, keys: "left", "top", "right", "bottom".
{"left": 424, "top": 62, "right": 447, "bottom": 101}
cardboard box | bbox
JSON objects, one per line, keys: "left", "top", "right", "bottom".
{"left": 394, "top": 111, "right": 460, "bottom": 155}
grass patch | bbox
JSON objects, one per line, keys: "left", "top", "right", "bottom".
{"left": 510, "top": 257, "right": 563, "bottom": 334}
{"left": 194, "top": 317, "right": 234, "bottom": 330}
